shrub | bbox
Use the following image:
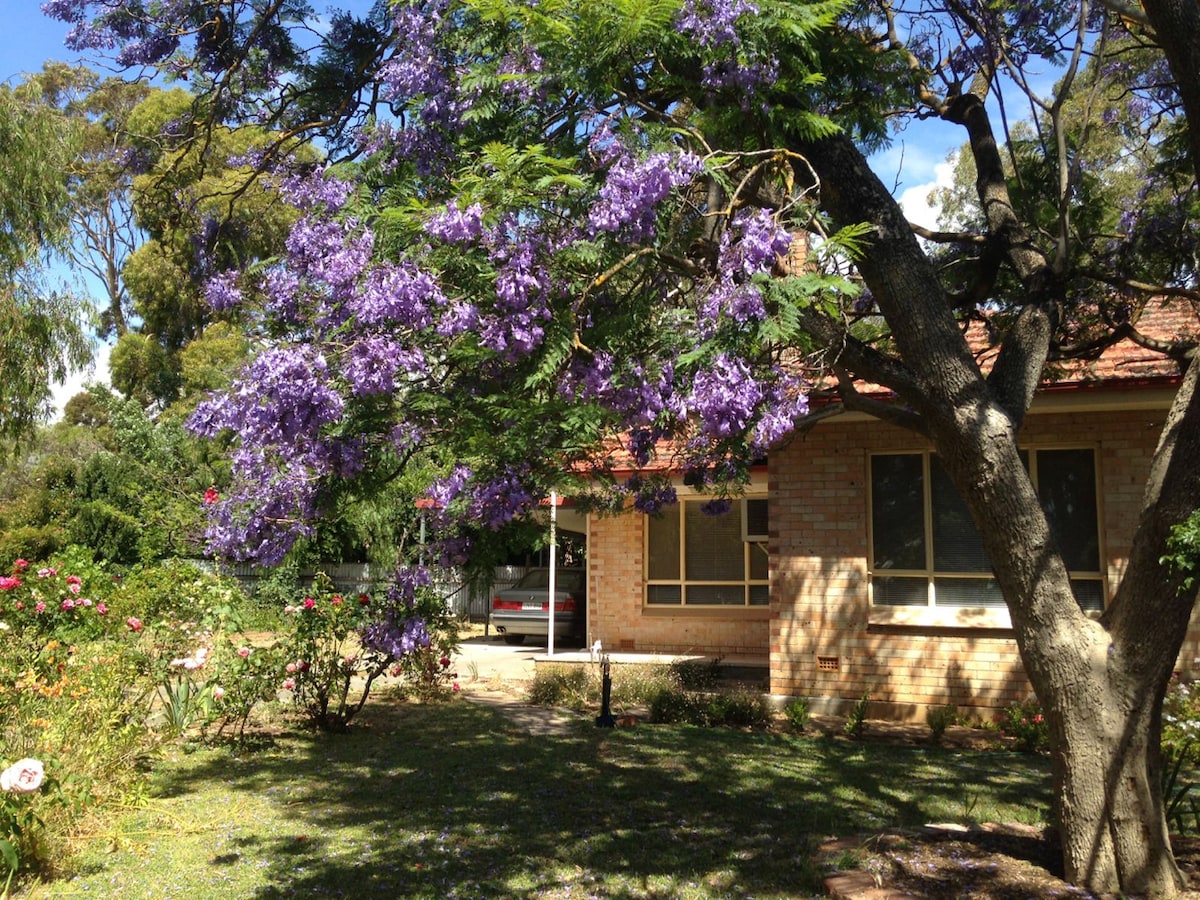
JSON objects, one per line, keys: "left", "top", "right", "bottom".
{"left": 114, "top": 559, "right": 250, "bottom": 634}
{"left": 1161, "top": 676, "right": 1200, "bottom": 834}
{"left": 0, "top": 554, "right": 118, "bottom": 645}
{"left": 784, "top": 697, "right": 811, "bottom": 732}
{"left": 669, "top": 658, "right": 722, "bottom": 690}
{"left": 0, "top": 634, "right": 157, "bottom": 887}
{"left": 649, "top": 686, "right": 702, "bottom": 724}
{"left": 998, "top": 699, "right": 1050, "bottom": 753}
{"left": 68, "top": 501, "right": 142, "bottom": 565}
{"left": 527, "top": 666, "right": 593, "bottom": 709}
{"left": 926, "top": 704, "right": 958, "bottom": 744}
{"left": 0, "top": 526, "right": 65, "bottom": 565}
{"left": 844, "top": 691, "right": 870, "bottom": 739}
{"left": 278, "top": 571, "right": 460, "bottom": 731}
{"left": 649, "top": 687, "right": 771, "bottom": 728}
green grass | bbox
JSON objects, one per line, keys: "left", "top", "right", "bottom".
{"left": 25, "top": 694, "right": 1052, "bottom": 899}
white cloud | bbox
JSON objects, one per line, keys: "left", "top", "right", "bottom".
{"left": 896, "top": 157, "right": 957, "bottom": 232}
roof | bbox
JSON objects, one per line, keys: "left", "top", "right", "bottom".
{"left": 979, "top": 298, "right": 1197, "bottom": 386}
{"left": 840, "top": 297, "right": 1198, "bottom": 399}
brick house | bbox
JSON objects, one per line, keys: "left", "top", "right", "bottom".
{"left": 579, "top": 301, "right": 1200, "bottom": 720}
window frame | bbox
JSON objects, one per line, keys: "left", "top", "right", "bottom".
{"left": 866, "top": 446, "right": 1106, "bottom": 627}
{"left": 644, "top": 497, "right": 770, "bottom": 609}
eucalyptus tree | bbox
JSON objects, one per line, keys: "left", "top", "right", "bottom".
{"left": 24, "top": 64, "right": 151, "bottom": 340}
{"left": 0, "top": 79, "right": 91, "bottom": 441}
{"left": 40, "top": 0, "right": 1200, "bottom": 893}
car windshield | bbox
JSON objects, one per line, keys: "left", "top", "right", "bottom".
{"left": 512, "top": 569, "right": 583, "bottom": 591}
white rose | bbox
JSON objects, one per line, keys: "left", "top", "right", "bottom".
{"left": 1, "top": 758, "right": 44, "bottom": 794}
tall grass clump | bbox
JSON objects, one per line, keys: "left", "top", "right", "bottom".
{"left": 527, "top": 659, "right": 771, "bottom": 728}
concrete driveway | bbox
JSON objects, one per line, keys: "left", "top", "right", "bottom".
{"left": 452, "top": 634, "right": 569, "bottom": 684}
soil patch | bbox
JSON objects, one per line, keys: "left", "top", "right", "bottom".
{"left": 830, "top": 827, "right": 1200, "bottom": 899}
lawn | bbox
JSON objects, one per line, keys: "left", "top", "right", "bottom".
{"left": 26, "top": 694, "right": 1052, "bottom": 899}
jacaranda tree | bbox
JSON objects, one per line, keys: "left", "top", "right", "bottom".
{"left": 43, "top": 0, "right": 1200, "bottom": 892}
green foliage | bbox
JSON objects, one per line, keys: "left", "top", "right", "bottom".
{"left": 784, "top": 697, "right": 811, "bottom": 732}
{"left": 926, "top": 704, "right": 958, "bottom": 745}
{"left": 649, "top": 686, "right": 772, "bottom": 728}
{"left": 69, "top": 501, "right": 142, "bottom": 565}
{"left": 158, "top": 674, "right": 210, "bottom": 737}
{"left": 668, "top": 658, "right": 723, "bottom": 690}
{"left": 844, "top": 691, "right": 870, "bottom": 739}
{"left": 998, "top": 699, "right": 1050, "bottom": 753}
{"left": 0, "top": 82, "right": 91, "bottom": 441}
{"left": 276, "top": 573, "right": 459, "bottom": 731}
{"left": 526, "top": 665, "right": 593, "bottom": 708}
{"left": 108, "top": 331, "right": 180, "bottom": 409}
{"left": 529, "top": 660, "right": 771, "bottom": 727}
{"left": 1164, "top": 509, "right": 1200, "bottom": 596}
{"left": 0, "top": 389, "right": 216, "bottom": 569}
{"left": 0, "top": 526, "right": 65, "bottom": 564}
{"left": 1161, "top": 677, "right": 1200, "bottom": 835}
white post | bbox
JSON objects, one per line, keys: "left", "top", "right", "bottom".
{"left": 547, "top": 490, "right": 557, "bottom": 656}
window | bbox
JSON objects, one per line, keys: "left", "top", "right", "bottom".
{"left": 646, "top": 499, "right": 769, "bottom": 606}
{"left": 869, "top": 449, "right": 1103, "bottom": 612}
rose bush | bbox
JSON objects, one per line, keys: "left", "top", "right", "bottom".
{"left": 0, "top": 555, "right": 116, "bottom": 646}
{"left": 277, "top": 569, "right": 459, "bottom": 731}
{"left": 0, "top": 757, "right": 48, "bottom": 889}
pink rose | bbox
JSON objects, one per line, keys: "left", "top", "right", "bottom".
{"left": 61, "top": 599, "right": 75, "bottom": 611}
{"left": 13, "top": 601, "right": 23, "bottom": 611}
{"left": 95, "top": 603, "right": 108, "bottom": 615}
{"left": 13, "top": 559, "right": 28, "bottom": 570}
{"left": 126, "top": 616, "right": 143, "bottom": 632}
{"left": 453, "top": 682, "right": 461, "bottom": 692}
{"left": 211, "top": 686, "right": 225, "bottom": 700}
{"left": 1, "top": 758, "right": 44, "bottom": 793}
{"left": 237, "top": 647, "right": 251, "bottom": 658}
{"left": 303, "top": 597, "right": 316, "bottom": 609}
{"left": 66, "top": 575, "right": 81, "bottom": 586}
{"left": 68, "top": 583, "right": 82, "bottom": 595}
{"left": 35, "top": 601, "right": 46, "bottom": 614}
{"left": 0, "top": 576, "right": 21, "bottom": 590}
{"left": 285, "top": 662, "right": 297, "bottom": 674}
{"left": 281, "top": 678, "right": 296, "bottom": 691}
{"left": 37, "top": 567, "right": 56, "bottom": 578}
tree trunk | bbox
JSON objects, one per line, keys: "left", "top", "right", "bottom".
{"left": 1049, "top": 621, "right": 1182, "bottom": 892}
{"left": 795, "top": 130, "right": 1200, "bottom": 896}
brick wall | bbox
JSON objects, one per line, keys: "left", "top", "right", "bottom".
{"left": 584, "top": 402, "right": 1200, "bottom": 719}
{"left": 586, "top": 510, "right": 770, "bottom": 654}
{"left": 770, "top": 405, "right": 1199, "bottom": 721}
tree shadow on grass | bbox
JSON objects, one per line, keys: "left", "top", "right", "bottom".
{"left": 140, "top": 697, "right": 1052, "bottom": 898}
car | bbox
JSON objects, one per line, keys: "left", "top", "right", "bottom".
{"left": 490, "top": 567, "right": 586, "bottom": 645}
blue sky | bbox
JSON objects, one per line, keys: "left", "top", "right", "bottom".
{"left": 0, "top": 4, "right": 86, "bottom": 85}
